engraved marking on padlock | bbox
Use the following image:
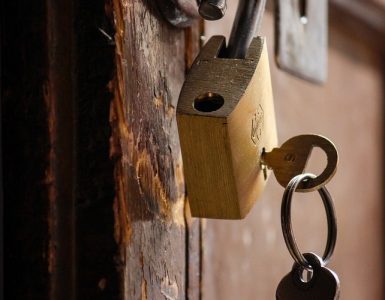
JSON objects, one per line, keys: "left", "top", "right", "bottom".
{"left": 251, "top": 104, "right": 264, "bottom": 145}
{"left": 177, "top": 36, "right": 278, "bottom": 219}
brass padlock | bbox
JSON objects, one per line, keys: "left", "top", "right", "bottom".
{"left": 177, "top": 36, "right": 277, "bottom": 219}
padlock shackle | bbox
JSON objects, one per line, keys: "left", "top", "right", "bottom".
{"left": 226, "top": 0, "right": 266, "bottom": 58}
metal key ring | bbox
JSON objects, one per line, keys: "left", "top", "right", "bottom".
{"left": 281, "top": 173, "right": 337, "bottom": 271}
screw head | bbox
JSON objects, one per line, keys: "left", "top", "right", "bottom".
{"left": 198, "top": 0, "right": 227, "bottom": 20}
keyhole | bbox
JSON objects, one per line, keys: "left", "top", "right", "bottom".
{"left": 193, "top": 92, "right": 224, "bottom": 112}
{"left": 299, "top": 0, "right": 308, "bottom": 24}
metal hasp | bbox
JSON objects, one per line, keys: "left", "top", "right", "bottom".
{"left": 156, "top": 0, "right": 228, "bottom": 27}
{"left": 155, "top": 0, "right": 228, "bottom": 27}
{"left": 226, "top": 0, "right": 266, "bottom": 58}
{"left": 157, "top": 0, "right": 267, "bottom": 58}
{"left": 275, "top": 0, "right": 328, "bottom": 83}
{"left": 158, "top": 0, "right": 267, "bottom": 59}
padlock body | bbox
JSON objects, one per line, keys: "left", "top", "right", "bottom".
{"left": 177, "top": 36, "right": 277, "bottom": 219}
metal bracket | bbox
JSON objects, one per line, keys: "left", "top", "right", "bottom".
{"left": 275, "top": 0, "right": 328, "bottom": 83}
{"left": 158, "top": 0, "right": 328, "bottom": 84}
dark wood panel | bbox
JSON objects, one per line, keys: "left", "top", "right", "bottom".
{"left": 3, "top": 0, "right": 119, "bottom": 298}
{"left": 3, "top": 0, "right": 202, "bottom": 298}
{"left": 46, "top": 0, "right": 76, "bottom": 298}
{"left": 73, "top": 0, "right": 119, "bottom": 298}
{"left": 2, "top": 0, "right": 52, "bottom": 297}
{"left": 2, "top": 0, "right": 76, "bottom": 298}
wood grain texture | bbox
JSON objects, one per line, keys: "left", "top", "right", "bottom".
{"left": 110, "top": 1, "right": 200, "bottom": 299}
{"left": 184, "top": 24, "right": 203, "bottom": 300}
{"left": 177, "top": 37, "right": 277, "bottom": 219}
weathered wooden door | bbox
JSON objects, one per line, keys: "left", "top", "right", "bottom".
{"left": 3, "top": 0, "right": 385, "bottom": 299}
{"left": 4, "top": 0, "right": 201, "bottom": 298}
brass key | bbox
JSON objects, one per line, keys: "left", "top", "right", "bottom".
{"left": 261, "top": 135, "right": 338, "bottom": 191}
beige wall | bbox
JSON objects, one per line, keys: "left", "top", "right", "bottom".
{"left": 202, "top": 6, "right": 384, "bottom": 300}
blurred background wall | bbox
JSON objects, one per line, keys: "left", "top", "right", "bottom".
{"left": 202, "top": 1, "right": 385, "bottom": 299}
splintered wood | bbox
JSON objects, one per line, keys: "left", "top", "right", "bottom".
{"left": 110, "top": 1, "right": 201, "bottom": 299}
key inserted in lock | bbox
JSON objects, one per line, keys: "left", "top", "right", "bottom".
{"left": 261, "top": 135, "right": 338, "bottom": 192}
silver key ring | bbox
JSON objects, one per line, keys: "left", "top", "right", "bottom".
{"left": 281, "top": 173, "right": 337, "bottom": 271}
